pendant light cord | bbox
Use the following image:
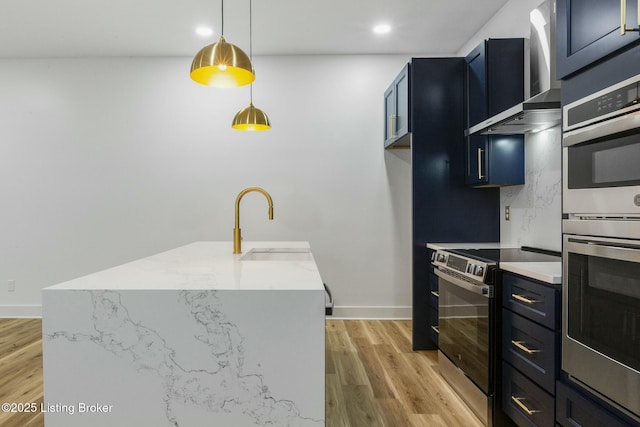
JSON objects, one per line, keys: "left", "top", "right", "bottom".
{"left": 221, "top": 0, "right": 224, "bottom": 35}
{"left": 249, "top": 0, "right": 253, "bottom": 103}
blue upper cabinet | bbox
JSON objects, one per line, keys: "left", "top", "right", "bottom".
{"left": 465, "top": 38, "right": 525, "bottom": 127}
{"left": 466, "top": 134, "right": 525, "bottom": 187}
{"left": 466, "top": 43, "right": 488, "bottom": 127}
{"left": 384, "top": 63, "right": 411, "bottom": 148}
{"left": 464, "top": 39, "right": 525, "bottom": 187}
{"left": 557, "top": 0, "right": 640, "bottom": 79}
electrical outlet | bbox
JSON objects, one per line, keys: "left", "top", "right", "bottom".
{"left": 8, "top": 280, "right": 15, "bottom": 292}
{"left": 505, "top": 206, "right": 511, "bottom": 221}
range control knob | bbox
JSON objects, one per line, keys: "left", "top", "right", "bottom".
{"left": 475, "top": 266, "right": 485, "bottom": 277}
{"left": 437, "top": 253, "right": 447, "bottom": 263}
{"left": 466, "top": 264, "right": 476, "bottom": 275}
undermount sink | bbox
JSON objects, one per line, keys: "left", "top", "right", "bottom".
{"left": 240, "top": 247, "right": 313, "bottom": 261}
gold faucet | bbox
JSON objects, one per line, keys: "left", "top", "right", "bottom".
{"left": 233, "top": 187, "right": 274, "bottom": 254}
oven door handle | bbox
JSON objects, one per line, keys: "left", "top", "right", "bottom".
{"left": 434, "top": 268, "right": 493, "bottom": 298}
{"left": 565, "top": 237, "right": 640, "bottom": 263}
{"left": 563, "top": 107, "right": 640, "bottom": 147}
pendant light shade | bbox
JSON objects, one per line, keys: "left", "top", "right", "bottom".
{"left": 190, "top": 36, "right": 255, "bottom": 87}
{"left": 189, "top": 0, "right": 255, "bottom": 88}
{"left": 232, "top": 102, "right": 271, "bottom": 131}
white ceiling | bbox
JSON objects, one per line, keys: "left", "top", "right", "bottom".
{"left": 0, "top": 0, "right": 509, "bottom": 58}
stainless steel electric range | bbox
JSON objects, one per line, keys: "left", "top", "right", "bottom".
{"left": 432, "top": 246, "right": 560, "bottom": 426}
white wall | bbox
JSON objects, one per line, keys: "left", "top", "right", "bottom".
{"left": 0, "top": 55, "right": 413, "bottom": 318}
{"left": 457, "top": 0, "right": 544, "bottom": 56}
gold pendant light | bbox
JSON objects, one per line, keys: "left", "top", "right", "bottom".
{"left": 190, "top": 0, "right": 255, "bottom": 88}
{"left": 232, "top": 0, "right": 271, "bottom": 131}
{"left": 232, "top": 102, "right": 271, "bottom": 131}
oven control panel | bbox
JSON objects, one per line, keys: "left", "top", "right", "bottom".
{"left": 431, "top": 250, "right": 491, "bottom": 283}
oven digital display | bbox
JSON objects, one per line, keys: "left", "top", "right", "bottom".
{"left": 446, "top": 255, "right": 468, "bottom": 273}
{"left": 567, "top": 82, "right": 639, "bottom": 127}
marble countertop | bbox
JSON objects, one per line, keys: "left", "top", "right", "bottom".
{"left": 426, "top": 242, "right": 562, "bottom": 284}
{"left": 44, "top": 241, "right": 325, "bottom": 291}
{"left": 499, "top": 262, "right": 562, "bottom": 284}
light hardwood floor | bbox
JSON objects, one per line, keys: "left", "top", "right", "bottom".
{"left": 0, "top": 318, "right": 481, "bottom": 427}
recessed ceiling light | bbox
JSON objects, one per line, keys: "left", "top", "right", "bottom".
{"left": 195, "top": 26, "right": 214, "bottom": 37}
{"left": 373, "top": 24, "right": 391, "bottom": 35}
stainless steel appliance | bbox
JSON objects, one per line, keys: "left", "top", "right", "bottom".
{"left": 432, "top": 247, "right": 560, "bottom": 426}
{"left": 563, "top": 73, "right": 640, "bottom": 220}
{"left": 433, "top": 249, "right": 496, "bottom": 426}
{"left": 562, "top": 227, "right": 640, "bottom": 422}
{"left": 562, "top": 74, "right": 640, "bottom": 423}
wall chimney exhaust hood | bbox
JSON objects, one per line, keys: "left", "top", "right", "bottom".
{"left": 465, "top": 0, "right": 560, "bottom": 136}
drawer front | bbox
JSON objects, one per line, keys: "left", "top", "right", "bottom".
{"left": 502, "top": 272, "right": 560, "bottom": 330}
{"left": 502, "top": 309, "right": 559, "bottom": 395}
{"left": 502, "top": 362, "right": 554, "bottom": 427}
{"left": 556, "top": 381, "right": 634, "bottom": 427}
{"left": 429, "top": 272, "right": 439, "bottom": 309}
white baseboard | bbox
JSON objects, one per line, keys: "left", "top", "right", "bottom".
{"left": 329, "top": 305, "right": 411, "bottom": 319}
{"left": 0, "top": 305, "right": 42, "bottom": 318}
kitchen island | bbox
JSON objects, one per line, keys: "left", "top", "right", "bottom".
{"left": 42, "top": 241, "right": 325, "bottom": 427}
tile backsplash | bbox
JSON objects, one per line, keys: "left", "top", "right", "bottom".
{"left": 500, "top": 126, "right": 562, "bottom": 252}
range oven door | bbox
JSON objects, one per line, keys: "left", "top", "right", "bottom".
{"left": 563, "top": 233, "right": 640, "bottom": 422}
{"left": 435, "top": 268, "right": 492, "bottom": 394}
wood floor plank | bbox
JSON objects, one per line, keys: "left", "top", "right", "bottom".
{"left": 333, "top": 348, "right": 371, "bottom": 386}
{"left": 0, "top": 319, "right": 41, "bottom": 361}
{"left": 377, "top": 397, "right": 415, "bottom": 426}
{"left": 1, "top": 318, "right": 485, "bottom": 427}
{"left": 0, "top": 340, "right": 43, "bottom": 403}
{"left": 351, "top": 337, "right": 395, "bottom": 399}
{"left": 379, "top": 320, "right": 413, "bottom": 354}
{"left": 342, "top": 384, "right": 386, "bottom": 427}
{"left": 326, "top": 374, "right": 349, "bottom": 427}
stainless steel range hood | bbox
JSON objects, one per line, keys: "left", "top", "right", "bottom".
{"left": 466, "top": 0, "right": 560, "bottom": 136}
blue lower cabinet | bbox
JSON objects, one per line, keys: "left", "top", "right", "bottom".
{"left": 502, "top": 309, "right": 558, "bottom": 395}
{"left": 556, "top": 381, "right": 637, "bottom": 427}
{"left": 503, "top": 272, "right": 560, "bottom": 330}
{"left": 503, "top": 362, "right": 555, "bottom": 427}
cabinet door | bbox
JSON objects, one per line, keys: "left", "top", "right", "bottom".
{"left": 556, "top": 381, "right": 634, "bottom": 427}
{"left": 466, "top": 42, "right": 487, "bottom": 127}
{"left": 503, "top": 362, "right": 555, "bottom": 427}
{"left": 467, "top": 135, "right": 525, "bottom": 188}
{"left": 384, "top": 82, "right": 396, "bottom": 145}
{"left": 557, "top": 0, "right": 640, "bottom": 79}
{"left": 394, "top": 67, "right": 410, "bottom": 138}
{"left": 383, "top": 63, "right": 410, "bottom": 148}
{"left": 486, "top": 39, "right": 524, "bottom": 117}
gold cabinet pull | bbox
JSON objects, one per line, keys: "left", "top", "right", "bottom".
{"left": 430, "top": 290, "right": 439, "bottom": 298}
{"left": 389, "top": 115, "right": 397, "bottom": 138}
{"left": 431, "top": 325, "right": 439, "bottom": 334}
{"left": 511, "top": 293, "right": 539, "bottom": 304}
{"left": 621, "top": 0, "right": 640, "bottom": 35}
{"left": 511, "top": 396, "right": 540, "bottom": 415}
{"left": 511, "top": 340, "right": 540, "bottom": 355}
{"left": 477, "top": 147, "right": 485, "bottom": 179}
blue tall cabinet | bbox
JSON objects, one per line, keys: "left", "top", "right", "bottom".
{"left": 384, "top": 58, "right": 500, "bottom": 350}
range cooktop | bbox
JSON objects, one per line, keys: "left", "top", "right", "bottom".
{"left": 448, "top": 247, "right": 561, "bottom": 264}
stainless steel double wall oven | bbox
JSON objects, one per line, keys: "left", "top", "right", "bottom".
{"left": 562, "top": 73, "right": 640, "bottom": 423}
